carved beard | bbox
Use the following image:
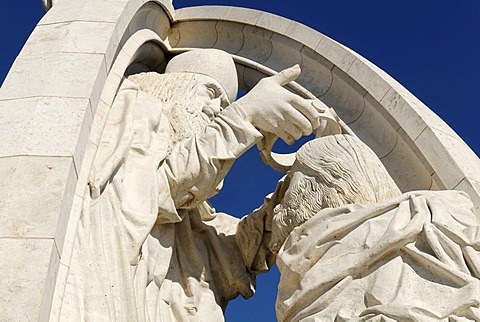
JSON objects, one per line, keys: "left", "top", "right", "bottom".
{"left": 165, "top": 100, "right": 212, "bottom": 145}
{"left": 127, "top": 72, "right": 220, "bottom": 146}
{"left": 270, "top": 176, "right": 337, "bottom": 253}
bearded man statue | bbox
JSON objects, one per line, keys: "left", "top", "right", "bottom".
{"left": 60, "top": 49, "right": 322, "bottom": 321}
{"left": 269, "top": 134, "right": 480, "bottom": 322}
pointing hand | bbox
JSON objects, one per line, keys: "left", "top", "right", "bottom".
{"left": 236, "top": 65, "right": 321, "bottom": 145}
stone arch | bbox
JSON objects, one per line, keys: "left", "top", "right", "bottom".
{"left": 0, "top": 2, "right": 478, "bottom": 320}
{"left": 169, "top": 6, "right": 480, "bottom": 212}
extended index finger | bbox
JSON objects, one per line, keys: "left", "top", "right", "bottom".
{"left": 268, "top": 65, "right": 301, "bottom": 86}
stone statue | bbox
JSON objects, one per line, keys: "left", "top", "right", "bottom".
{"left": 263, "top": 134, "right": 480, "bottom": 321}
{"left": 60, "top": 48, "right": 325, "bottom": 321}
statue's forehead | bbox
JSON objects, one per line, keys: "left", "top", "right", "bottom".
{"left": 289, "top": 161, "right": 318, "bottom": 179}
{"left": 156, "top": 72, "right": 226, "bottom": 93}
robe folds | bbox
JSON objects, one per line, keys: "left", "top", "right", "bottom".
{"left": 60, "top": 78, "right": 266, "bottom": 321}
{"left": 277, "top": 190, "right": 480, "bottom": 322}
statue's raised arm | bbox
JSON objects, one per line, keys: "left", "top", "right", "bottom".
{"left": 61, "top": 48, "right": 327, "bottom": 321}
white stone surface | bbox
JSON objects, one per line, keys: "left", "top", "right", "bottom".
{"left": 59, "top": 49, "right": 324, "bottom": 320}
{"left": 266, "top": 136, "right": 480, "bottom": 321}
{"left": 0, "top": 238, "right": 54, "bottom": 321}
{"left": 320, "top": 66, "right": 366, "bottom": 124}
{"left": 2, "top": 2, "right": 479, "bottom": 320}
{"left": 455, "top": 177, "right": 480, "bottom": 214}
{"left": 315, "top": 37, "right": 357, "bottom": 71}
{"left": 381, "top": 133, "right": 432, "bottom": 191}
{"left": 174, "top": 5, "right": 231, "bottom": 22}
{"left": 173, "top": 6, "right": 480, "bottom": 210}
{"left": 27, "top": 21, "right": 116, "bottom": 55}
{"left": 349, "top": 95, "right": 398, "bottom": 159}
{"left": 215, "top": 21, "right": 245, "bottom": 54}
{"left": 416, "top": 126, "right": 479, "bottom": 189}
{"left": 237, "top": 25, "right": 273, "bottom": 63}
{"left": 345, "top": 57, "right": 392, "bottom": 102}
{"left": 0, "top": 1, "right": 175, "bottom": 321}
{"left": 168, "top": 20, "right": 217, "bottom": 48}
{"left": 40, "top": 0, "right": 126, "bottom": 24}
{"left": 0, "top": 97, "right": 90, "bottom": 159}
{"left": 299, "top": 46, "right": 333, "bottom": 97}
{"left": 264, "top": 34, "right": 302, "bottom": 74}
{"left": 0, "top": 156, "right": 74, "bottom": 238}
{"left": 226, "top": 6, "right": 264, "bottom": 26}
{"left": 256, "top": 11, "right": 292, "bottom": 34}
{"left": 1, "top": 52, "right": 106, "bottom": 103}
{"left": 285, "top": 21, "right": 324, "bottom": 50}
{"left": 380, "top": 86, "right": 460, "bottom": 141}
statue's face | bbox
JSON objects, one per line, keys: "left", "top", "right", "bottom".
{"left": 161, "top": 73, "right": 231, "bottom": 144}
{"left": 189, "top": 74, "right": 230, "bottom": 121}
{"left": 280, "top": 166, "right": 307, "bottom": 208}
{"left": 269, "top": 165, "right": 322, "bottom": 252}
{"left": 127, "top": 71, "right": 233, "bottom": 144}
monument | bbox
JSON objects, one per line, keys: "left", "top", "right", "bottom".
{"left": 1, "top": 1, "right": 479, "bottom": 321}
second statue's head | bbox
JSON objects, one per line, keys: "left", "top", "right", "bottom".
{"left": 269, "top": 134, "right": 401, "bottom": 253}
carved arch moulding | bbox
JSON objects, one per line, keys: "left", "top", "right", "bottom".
{"left": 0, "top": 1, "right": 479, "bottom": 320}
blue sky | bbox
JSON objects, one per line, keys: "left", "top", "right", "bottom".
{"left": 1, "top": 1, "right": 479, "bottom": 321}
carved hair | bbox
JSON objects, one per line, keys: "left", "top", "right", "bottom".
{"left": 295, "top": 134, "right": 401, "bottom": 205}
{"left": 128, "top": 72, "right": 215, "bottom": 145}
{"left": 270, "top": 134, "right": 401, "bottom": 252}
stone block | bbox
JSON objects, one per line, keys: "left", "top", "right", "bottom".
{"left": 89, "top": 99, "right": 111, "bottom": 146}
{"left": 55, "top": 193, "right": 83, "bottom": 264}
{"left": 349, "top": 96, "right": 397, "bottom": 159}
{"left": 215, "top": 21, "right": 245, "bottom": 54}
{"left": 0, "top": 97, "right": 91, "bottom": 159}
{"left": 415, "top": 127, "right": 480, "bottom": 189}
{"left": 285, "top": 21, "right": 325, "bottom": 50}
{"left": 298, "top": 46, "right": 333, "bottom": 98}
{"left": 145, "top": 6, "right": 171, "bottom": 40}
{"left": 39, "top": 1, "right": 126, "bottom": 25}
{"left": 1, "top": 51, "right": 106, "bottom": 103}
{"left": 380, "top": 87, "right": 460, "bottom": 141}
{"left": 25, "top": 21, "right": 115, "bottom": 56}
{"left": 397, "top": 127, "right": 435, "bottom": 177}
{"left": 170, "top": 21, "right": 217, "bottom": 48}
{"left": 365, "top": 93, "right": 401, "bottom": 132}
{"left": 238, "top": 25, "right": 273, "bottom": 64}
{"left": 39, "top": 242, "right": 61, "bottom": 321}
{"left": 236, "top": 63, "right": 247, "bottom": 92}
{"left": 315, "top": 37, "right": 357, "bottom": 72}
{"left": 264, "top": 34, "right": 302, "bottom": 73}
{"left": 256, "top": 12, "right": 292, "bottom": 35}
{"left": 0, "top": 156, "right": 75, "bottom": 239}
{"left": 45, "top": 262, "right": 70, "bottom": 322}
{"left": 0, "top": 238, "right": 54, "bottom": 321}
{"left": 73, "top": 101, "right": 94, "bottom": 173}
{"left": 381, "top": 134, "right": 432, "bottom": 192}
{"left": 100, "top": 70, "right": 123, "bottom": 107}
{"left": 321, "top": 66, "right": 366, "bottom": 124}
{"left": 105, "top": 25, "right": 124, "bottom": 71}
{"left": 175, "top": 6, "right": 232, "bottom": 21}
{"left": 455, "top": 177, "right": 480, "bottom": 216}
{"left": 90, "top": 56, "right": 109, "bottom": 112}
{"left": 243, "top": 67, "right": 265, "bottom": 92}
{"left": 227, "top": 7, "right": 263, "bottom": 26}
{"left": 346, "top": 57, "right": 392, "bottom": 103}
{"left": 430, "top": 172, "right": 447, "bottom": 191}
